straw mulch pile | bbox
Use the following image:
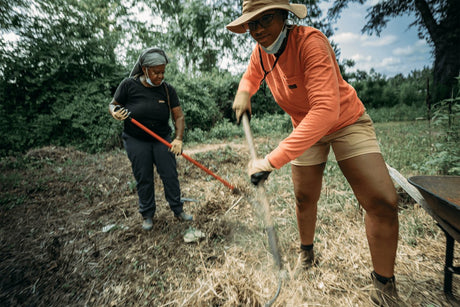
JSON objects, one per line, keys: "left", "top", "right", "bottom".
{"left": 0, "top": 144, "right": 457, "bottom": 306}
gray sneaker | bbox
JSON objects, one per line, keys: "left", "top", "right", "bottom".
{"left": 299, "top": 248, "right": 316, "bottom": 269}
{"left": 370, "top": 272, "right": 406, "bottom": 306}
{"left": 176, "top": 212, "right": 193, "bottom": 222}
{"left": 142, "top": 217, "right": 153, "bottom": 230}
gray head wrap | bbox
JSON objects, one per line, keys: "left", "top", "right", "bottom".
{"left": 129, "top": 47, "right": 169, "bottom": 77}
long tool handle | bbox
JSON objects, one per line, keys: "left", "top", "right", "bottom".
{"left": 241, "top": 113, "right": 282, "bottom": 270}
{"left": 130, "top": 117, "right": 236, "bottom": 191}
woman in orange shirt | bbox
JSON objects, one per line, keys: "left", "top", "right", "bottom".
{"left": 227, "top": 1, "right": 403, "bottom": 306}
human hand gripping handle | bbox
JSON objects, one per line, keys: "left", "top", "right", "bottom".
{"left": 170, "top": 139, "right": 183, "bottom": 156}
{"left": 109, "top": 101, "right": 130, "bottom": 121}
{"left": 170, "top": 107, "right": 185, "bottom": 156}
{"left": 248, "top": 157, "right": 274, "bottom": 186}
{"left": 232, "top": 91, "right": 251, "bottom": 124}
{"left": 241, "top": 113, "right": 274, "bottom": 186}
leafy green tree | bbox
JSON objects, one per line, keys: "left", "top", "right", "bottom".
{"left": 350, "top": 69, "right": 393, "bottom": 108}
{"left": 348, "top": 68, "right": 431, "bottom": 108}
{"left": 138, "top": 0, "right": 249, "bottom": 73}
{"left": 392, "top": 68, "right": 432, "bottom": 106}
{"left": 0, "top": 0, "right": 339, "bottom": 155}
{"left": 0, "top": 0, "right": 26, "bottom": 30}
{"left": 0, "top": 0, "right": 130, "bottom": 155}
{"left": 328, "top": 0, "right": 460, "bottom": 101}
{"left": 135, "top": 0, "right": 335, "bottom": 74}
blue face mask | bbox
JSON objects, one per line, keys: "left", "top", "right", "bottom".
{"left": 261, "top": 24, "right": 287, "bottom": 54}
{"left": 145, "top": 74, "right": 163, "bottom": 87}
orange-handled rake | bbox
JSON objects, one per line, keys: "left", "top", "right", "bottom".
{"left": 130, "top": 117, "right": 237, "bottom": 192}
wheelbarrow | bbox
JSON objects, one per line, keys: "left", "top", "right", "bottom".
{"left": 408, "top": 175, "right": 460, "bottom": 304}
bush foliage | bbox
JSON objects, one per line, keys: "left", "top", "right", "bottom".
{"left": 424, "top": 78, "right": 460, "bottom": 175}
{"left": 0, "top": 63, "right": 445, "bottom": 157}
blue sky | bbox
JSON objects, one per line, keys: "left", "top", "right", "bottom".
{"left": 328, "top": 2, "right": 433, "bottom": 77}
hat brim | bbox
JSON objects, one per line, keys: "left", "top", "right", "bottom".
{"left": 226, "top": 4, "right": 307, "bottom": 34}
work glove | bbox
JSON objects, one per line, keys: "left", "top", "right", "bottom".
{"left": 248, "top": 156, "right": 274, "bottom": 186}
{"left": 170, "top": 139, "right": 183, "bottom": 156}
{"left": 232, "top": 91, "right": 251, "bottom": 124}
{"left": 110, "top": 105, "right": 130, "bottom": 121}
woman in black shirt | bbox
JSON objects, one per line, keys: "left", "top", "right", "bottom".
{"left": 109, "top": 47, "right": 193, "bottom": 230}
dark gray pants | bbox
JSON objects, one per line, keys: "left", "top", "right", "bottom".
{"left": 123, "top": 132, "right": 183, "bottom": 218}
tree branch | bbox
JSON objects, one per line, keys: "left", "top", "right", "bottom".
{"left": 413, "top": 0, "right": 440, "bottom": 44}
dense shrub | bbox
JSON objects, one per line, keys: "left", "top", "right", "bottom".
{"left": 170, "top": 71, "right": 234, "bottom": 133}
{"left": 425, "top": 77, "right": 460, "bottom": 175}
{"left": 350, "top": 68, "right": 432, "bottom": 109}
{"left": 186, "top": 113, "right": 292, "bottom": 144}
{"left": 0, "top": 62, "right": 440, "bottom": 157}
{"left": 250, "top": 84, "right": 285, "bottom": 116}
{"left": 0, "top": 74, "right": 125, "bottom": 156}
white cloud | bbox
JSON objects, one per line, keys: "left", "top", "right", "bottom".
{"left": 380, "top": 57, "right": 401, "bottom": 66}
{"left": 393, "top": 46, "right": 414, "bottom": 56}
{"left": 362, "top": 35, "right": 398, "bottom": 47}
{"left": 415, "top": 39, "right": 428, "bottom": 47}
{"left": 332, "top": 32, "right": 397, "bottom": 47}
{"left": 351, "top": 54, "right": 373, "bottom": 62}
{"left": 393, "top": 39, "right": 431, "bottom": 57}
{"left": 331, "top": 32, "right": 361, "bottom": 44}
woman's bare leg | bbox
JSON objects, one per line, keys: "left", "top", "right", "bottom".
{"left": 338, "top": 153, "right": 399, "bottom": 278}
{"left": 291, "top": 163, "right": 325, "bottom": 246}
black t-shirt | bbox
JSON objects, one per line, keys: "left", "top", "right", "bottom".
{"left": 114, "top": 77, "right": 180, "bottom": 141}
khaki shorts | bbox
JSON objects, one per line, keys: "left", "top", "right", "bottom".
{"left": 292, "top": 113, "right": 381, "bottom": 166}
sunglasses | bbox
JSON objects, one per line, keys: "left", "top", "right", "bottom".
{"left": 245, "top": 12, "right": 280, "bottom": 32}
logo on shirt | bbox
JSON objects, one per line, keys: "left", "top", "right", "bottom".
{"left": 158, "top": 100, "right": 166, "bottom": 104}
{"left": 288, "top": 84, "right": 297, "bottom": 89}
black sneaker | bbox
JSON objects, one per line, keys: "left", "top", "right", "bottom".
{"left": 176, "top": 212, "right": 193, "bottom": 222}
{"left": 142, "top": 217, "right": 153, "bottom": 230}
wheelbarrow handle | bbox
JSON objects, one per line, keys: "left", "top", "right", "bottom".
{"left": 129, "top": 117, "right": 236, "bottom": 192}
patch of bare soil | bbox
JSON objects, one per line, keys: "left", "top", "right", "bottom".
{"left": 0, "top": 144, "right": 458, "bottom": 306}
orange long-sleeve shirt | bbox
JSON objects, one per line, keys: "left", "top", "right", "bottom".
{"left": 238, "top": 25, "right": 365, "bottom": 169}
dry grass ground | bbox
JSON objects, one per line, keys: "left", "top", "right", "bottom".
{"left": 0, "top": 134, "right": 458, "bottom": 306}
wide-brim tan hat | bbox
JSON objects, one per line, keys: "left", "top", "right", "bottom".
{"left": 226, "top": 0, "right": 307, "bottom": 34}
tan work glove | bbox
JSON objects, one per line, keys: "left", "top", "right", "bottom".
{"left": 170, "top": 139, "right": 183, "bottom": 156}
{"left": 247, "top": 156, "right": 275, "bottom": 185}
{"left": 109, "top": 101, "right": 130, "bottom": 121}
{"left": 232, "top": 91, "right": 251, "bottom": 124}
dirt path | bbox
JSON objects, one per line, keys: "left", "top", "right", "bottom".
{"left": 185, "top": 142, "right": 247, "bottom": 155}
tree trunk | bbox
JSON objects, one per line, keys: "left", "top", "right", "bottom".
{"left": 433, "top": 37, "right": 460, "bottom": 102}
{"left": 415, "top": 0, "right": 460, "bottom": 102}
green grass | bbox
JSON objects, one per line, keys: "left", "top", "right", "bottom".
{"left": 367, "top": 103, "right": 427, "bottom": 123}
{"left": 375, "top": 120, "right": 434, "bottom": 174}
